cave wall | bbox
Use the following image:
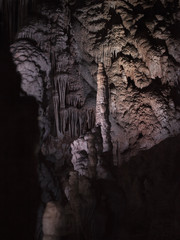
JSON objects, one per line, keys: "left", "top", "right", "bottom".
{"left": 1, "top": 0, "right": 180, "bottom": 239}
{"left": 10, "top": 0, "right": 180, "bottom": 163}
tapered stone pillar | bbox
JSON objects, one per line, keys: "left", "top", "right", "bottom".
{"left": 96, "top": 62, "right": 112, "bottom": 153}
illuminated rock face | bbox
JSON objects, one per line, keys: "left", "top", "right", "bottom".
{"left": 9, "top": 0, "right": 180, "bottom": 239}
{"left": 72, "top": 0, "right": 180, "bottom": 161}
{"left": 96, "top": 63, "right": 112, "bottom": 153}
{"left": 11, "top": 0, "right": 180, "bottom": 163}
{"left": 10, "top": 2, "right": 96, "bottom": 167}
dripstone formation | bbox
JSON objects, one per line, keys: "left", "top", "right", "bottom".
{"left": 6, "top": 0, "right": 180, "bottom": 239}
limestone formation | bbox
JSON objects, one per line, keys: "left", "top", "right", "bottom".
{"left": 96, "top": 63, "right": 112, "bottom": 153}
{"left": 7, "top": 0, "right": 180, "bottom": 239}
{"left": 9, "top": 0, "right": 180, "bottom": 162}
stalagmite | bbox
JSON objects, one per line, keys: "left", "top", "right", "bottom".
{"left": 96, "top": 62, "right": 112, "bottom": 153}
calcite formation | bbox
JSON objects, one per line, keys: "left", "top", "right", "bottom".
{"left": 11, "top": 0, "right": 180, "bottom": 163}
{"left": 8, "top": 0, "right": 180, "bottom": 239}
{"left": 96, "top": 62, "right": 112, "bottom": 153}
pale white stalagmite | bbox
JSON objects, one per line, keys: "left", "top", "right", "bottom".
{"left": 96, "top": 63, "right": 112, "bottom": 152}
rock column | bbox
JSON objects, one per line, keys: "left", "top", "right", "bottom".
{"left": 96, "top": 62, "right": 112, "bottom": 153}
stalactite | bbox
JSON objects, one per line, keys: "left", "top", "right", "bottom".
{"left": 18, "top": 31, "right": 33, "bottom": 40}
{"left": 51, "top": 51, "right": 57, "bottom": 77}
{"left": 52, "top": 108, "right": 95, "bottom": 138}
{"left": 58, "top": 78, "right": 67, "bottom": 109}
{"left": 66, "top": 95, "right": 83, "bottom": 108}
{"left": 67, "top": 109, "right": 79, "bottom": 138}
{"left": 53, "top": 91, "right": 61, "bottom": 138}
{"left": 59, "top": 109, "right": 68, "bottom": 134}
{"left": 94, "top": 44, "right": 122, "bottom": 67}
{"left": 54, "top": 74, "right": 67, "bottom": 109}
{"left": 87, "top": 109, "right": 95, "bottom": 130}
{"left": 107, "top": 0, "right": 117, "bottom": 9}
{"left": 72, "top": 110, "right": 78, "bottom": 137}
{"left": 95, "top": 45, "right": 115, "bottom": 67}
{"left": 68, "top": 109, "right": 73, "bottom": 137}
{"left": 79, "top": 111, "right": 85, "bottom": 135}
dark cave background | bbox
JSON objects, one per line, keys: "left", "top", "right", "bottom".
{"left": 0, "top": 1, "right": 180, "bottom": 240}
{"left": 0, "top": 4, "right": 40, "bottom": 239}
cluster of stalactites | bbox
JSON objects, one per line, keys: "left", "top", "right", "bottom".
{"left": 94, "top": 45, "right": 121, "bottom": 68}
{"left": 106, "top": 0, "right": 117, "bottom": 9}
{"left": 54, "top": 74, "right": 67, "bottom": 109}
{"left": 53, "top": 74, "right": 84, "bottom": 110}
{"left": 52, "top": 74, "right": 95, "bottom": 138}
{"left": 53, "top": 103, "right": 95, "bottom": 138}
{"left": 0, "top": 0, "right": 37, "bottom": 42}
